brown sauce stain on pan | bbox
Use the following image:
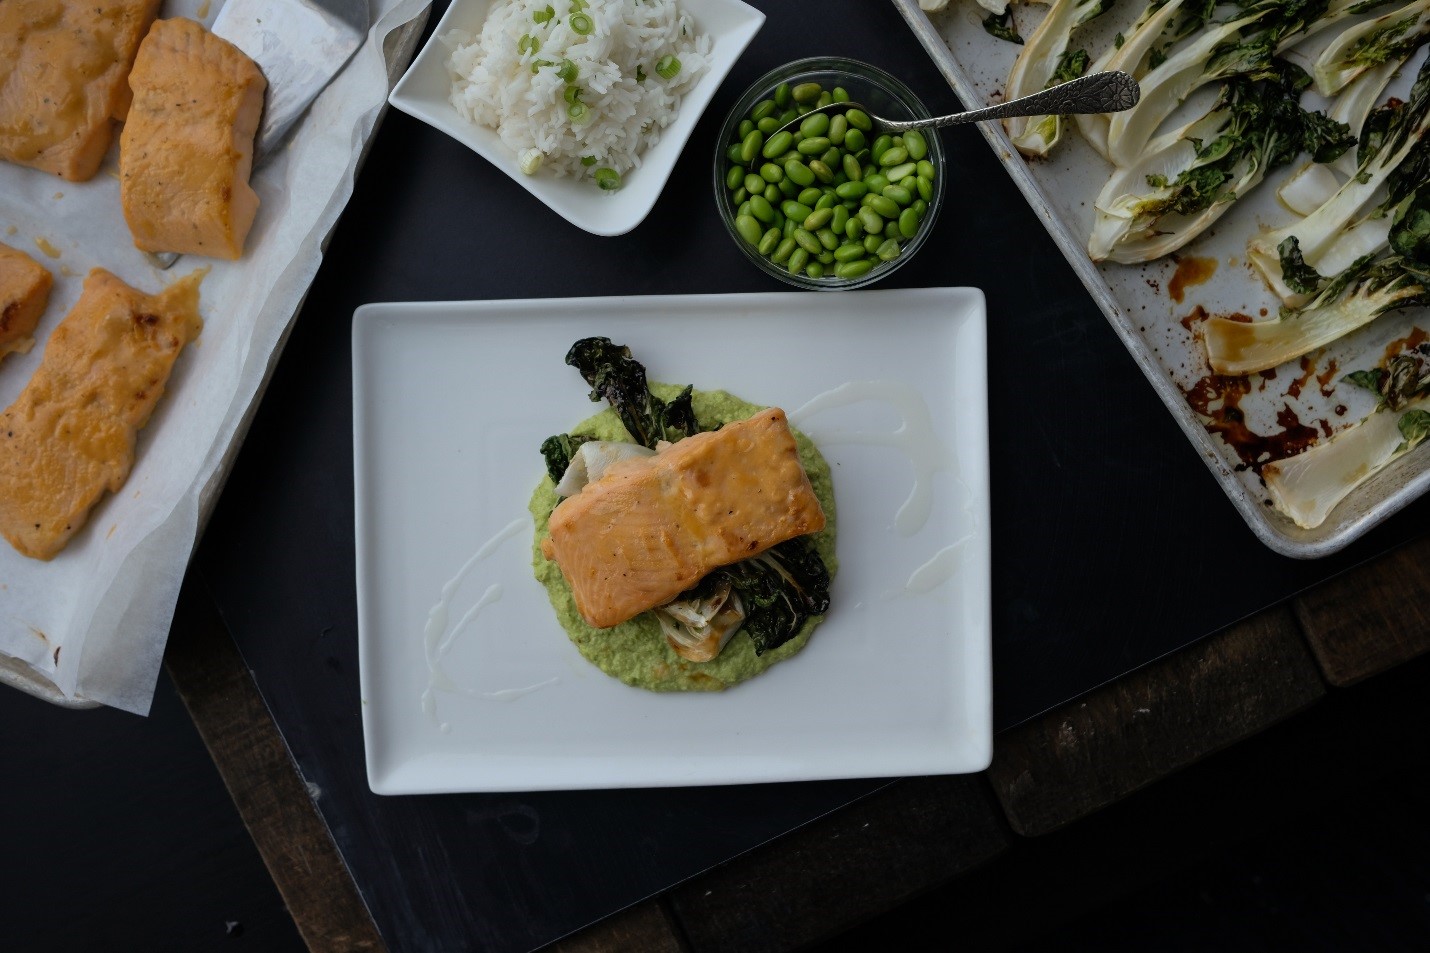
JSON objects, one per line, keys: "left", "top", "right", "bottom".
{"left": 1383, "top": 327, "right": 1429, "bottom": 365}
{"left": 1184, "top": 375, "right": 1324, "bottom": 472}
{"left": 1169, "top": 255, "right": 1218, "bottom": 303}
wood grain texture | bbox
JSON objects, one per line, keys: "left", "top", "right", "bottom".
{"left": 668, "top": 777, "right": 1007, "bottom": 952}
{"left": 548, "top": 899, "right": 687, "bottom": 953}
{"left": 164, "top": 576, "right": 386, "bottom": 953}
{"left": 1294, "top": 536, "right": 1430, "bottom": 686}
{"left": 988, "top": 607, "right": 1325, "bottom": 837}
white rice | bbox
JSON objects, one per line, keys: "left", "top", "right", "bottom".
{"left": 445, "top": 0, "right": 710, "bottom": 182}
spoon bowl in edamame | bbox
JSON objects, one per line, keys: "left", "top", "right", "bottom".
{"left": 770, "top": 71, "right": 1141, "bottom": 138}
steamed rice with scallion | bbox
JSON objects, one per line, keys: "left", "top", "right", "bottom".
{"left": 445, "top": 0, "right": 710, "bottom": 190}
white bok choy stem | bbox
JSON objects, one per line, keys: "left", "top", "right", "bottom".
{"left": 1204, "top": 254, "right": 1430, "bottom": 375}
{"left": 1089, "top": 65, "right": 1350, "bottom": 262}
{"left": 1265, "top": 346, "right": 1430, "bottom": 527}
{"left": 1075, "top": 0, "right": 1192, "bottom": 159}
{"left": 1248, "top": 61, "right": 1430, "bottom": 305}
{"left": 1003, "top": 0, "right": 1114, "bottom": 156}
{"left": 1314, "top": 0, "right": 1430, "bottom": 95}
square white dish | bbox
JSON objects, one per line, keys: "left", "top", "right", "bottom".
{"left": 353, "top": 289, "right": 992, "bottom": 794}
{"left": 388, "top": 0, "right": 764, "bottom": 236}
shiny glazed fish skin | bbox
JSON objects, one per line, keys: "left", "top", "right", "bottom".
{"left": 0, "top": 268, "right": 203, "bottom": 561}
{"left": 120, "top": 18, "right": 266, "bottom": 260}
{"left": 541, "top": 409, "right": 827, "bottom": 629}
{"left": 0, "top": 0, "right": 162, "bottom": 181}
{"left": 0, "top": 243, "right": 53, "bottom": 362}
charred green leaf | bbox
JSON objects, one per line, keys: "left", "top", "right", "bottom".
{"left": 1278, "top": 236, "right": 1325, "bottom": 295}
{"left": 982, "top": 7, "right": 1023, "bottom": 44}
{"left": 540, "top": 433, "right": 594, "bottom": 483}
{"left": 563, "top": 337, "right": 703, "bottom": 448}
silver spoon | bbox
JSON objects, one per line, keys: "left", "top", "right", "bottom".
{"left": 773, "top": 70, "right": 1140, "bottom": 136}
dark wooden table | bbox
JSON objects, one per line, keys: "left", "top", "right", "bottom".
{"left": 12, "top": 2, "right": 1430, "bottom": 951}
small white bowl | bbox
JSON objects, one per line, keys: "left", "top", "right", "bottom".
{"left": 389, "top": 0, "right": 765, "bottom": 236}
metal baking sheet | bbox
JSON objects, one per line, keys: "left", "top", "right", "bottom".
{"left": 894, "top": 0, "right": 1430, "bottom": 557}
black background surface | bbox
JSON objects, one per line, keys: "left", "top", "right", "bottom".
{"left": 189, "top": 1, "right": 1430, "bottom": 951}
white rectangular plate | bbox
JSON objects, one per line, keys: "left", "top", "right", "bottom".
{"left": 354, "top": 289, "right": 992, "bottom": 794}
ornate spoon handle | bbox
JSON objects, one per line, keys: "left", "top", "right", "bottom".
{"left": 879, "top": 71, "right": 1141, "bottom": 133}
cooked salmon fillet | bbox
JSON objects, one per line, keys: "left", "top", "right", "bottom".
{"left": 120, "top": 18, "right": 266, "bottom": 259}
{"left": 0, "top": 268, "right": 203, "bottom": 561}
{"left": 0, "top": 243, "right": 54, "bottom": 362}
{"left": 541, "top": 409, "right": 826, "bottom": 628}
{"left": 0, "top": 0, "right": 162, "bottom": 181}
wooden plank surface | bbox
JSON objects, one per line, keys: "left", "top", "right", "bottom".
{"left": 164, "top": 576, "right": 387, "bottom": 953}
{"left": 549, "top": 900, "right": 686, "bottom": 953}
{"left": 986, "top": 606, "right": 1326, "bottom": 837}
{"left": 667, "top": 777, "right": 1007, "bottom": 952}
{"left": 1294, "top": 535, "right": 1430, "bottom": 686}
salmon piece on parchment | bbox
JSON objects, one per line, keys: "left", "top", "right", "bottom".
{"left": 0, "top": 243, "right": 53, "bottom": 363}
{"left": 541, "top": 409, "right": 826, "bottom": 628}
{"left": 120, "top": 18, "right": 266, "bottom": 260}
{"left": 0, "top": 268, "right": 203, "bottom": 561}
{"left": 0, "top": 0, "right": 162, "bottom": 181}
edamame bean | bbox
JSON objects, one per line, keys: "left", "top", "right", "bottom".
{"left": 775, "top": 82, "right": 792, "bottom": 108}
{"left": 817, "top": 250, "right": 835, "bottom": 264}
{"left": 842, "top": 153, "right": 861, "bottom": 182}
{"left": 912, "top": 198, "right": 928, "bottom": 218}
{"left": 806, "top": 262, "right": 825, "bottom": 279}
{"left": 778, "top": 177, "right": 799, "bottom": 198}
{"left": 744, "top": 172, "right": 763, "bottom": 194}
{"left": 899, "top": 208, "right": 919, "bottom": 238}
{"left": 726, "top": 143, "right": 744, "bottom": 164}
{"left": 878, "top": 146, "right": 908, "bottom": 168}
{"left": 814, "top": 192, "right": 836, "bottom": 211}
{"left": 725, "top": 165, "right": 745, "bottom": 190}
{"left": 735, "top": 214, "right": 762, "bottom": 245}
{"left": 917, "top": 175, "right": 934, "bottom": 202}
{"left": 762, "top": 130, "right": 792, "bottom": 159}
{"left": 882, "top": 185, "right": 913, "bottom": 206}
{"left": 793, "top": 228, "right": 822, "bottom": 254}
{"left": 844, "top": 128, "right": 866, "bottom": 152}
{"left": 877, "top": 238, "right": 902, "bottom": 261}
{"left": 844, "top": 218, "right": 861, "bottom": 240}
{"left": 858, "top": 207, "right": 883, "bottom": 234}
{"left": 751, "top": 99, "right": 777, "bottom": 122}
{"left": 763, "top": 185, "right": 778, "bottom": 203}
{"left": 835, "top": 259, "right": 873, "bottom": 279}
{"left": 816, "top": 227, "right": 839, "bottom": 250}
{"left": 884, "top": 221, "right": 900, "bottom": 240}
{"left": 809, "top": 160, "right": 835, "bottom": 184}
{"left": 870, "top": 134, "right": 893, "bottom": 163}
{"left": 771, "top": 237, "right": 796, "bottom": 263}
{"left": 788, "top": 247, "right": 809, "bottom": 274}
{"left": 864, "top": 234, "right": 882, "bottom": 253}
{"left": 845, "top": 108, "right": 871, "bottom": 131}
{"left": 862, "top": 172, "right": 889, "bottom": 193}
{"left": 820, "top": 147, "right": 841, "bottom": 169}
{"left": 738, "top": 119, "right": 755, "bottom": 139}
{"left": 867, "top": 195, "right": 900, "bottom": 219}
{"left": 830, "top": 205, "right": 849, "bottom": 233}
{"left": 781, "top": 200, "right": 812, "bottom": 221}
{"left": 733, "top": 191, "right": 747, "bottom": 208}
{"left": 816, "top": 91, "right": 833, "bottom": 108}
{"left": 803, "top": 207, "right": 833, "bottom": 230}
{"left": 884, "top": 162, "right": 916, "bottom": 182}
{"left": 917, "top": 159, "right": 935, "bottom": 179}
{"left": 828, "top": 113, "right": 847, "bottom": 146}
{"left": 741, "top": 129, "right": 763, "bottom": 164}
{"left": 796, "top": 136, "right": 831, "bottom": 155}
{"left": 759, "top": 162, "right": 784, "bottom": 183}
{"left": 904, "top": 129, "right": 927, "bottom": 161}
{"left": 784, "top": 159, "right": 815, "bottom": 187}
{"left": 832, "top": 86, "right": 850, "bottom": 103}
{"left": 834, "top": 243, "right": 865, "bottom": 262}
{"left": 800, "top": 112, "right": 830, "bottom": 137}
{"left": 748, "top": 195, "right": 775, "bottom": 223}
{"left": 791, "top": 82, "right": 821, "bottom": 102}
{"left": 797, "top": 187, "right": 821, "bottom": 207}
{"left": 778, "top": 108, "right": 798, "bottom": 126}
{"left": 836, "top": 180, "right": 867, "bottom": 201}
{"left": 758, "top": 228, "right": 781, "bottom": 256}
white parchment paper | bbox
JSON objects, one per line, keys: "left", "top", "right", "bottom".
{"left": 0, "top": 0, "right": 428, "bottom": 714}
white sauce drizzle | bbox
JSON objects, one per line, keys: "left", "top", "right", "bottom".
{"left": 421, "top": 518, "right": 546, "bottom": 733}
{"left": 790, "top": 380, "right": 951, "bottom": 537}
{"left": 888, "top": 535, "right": 974, "bottom": 599}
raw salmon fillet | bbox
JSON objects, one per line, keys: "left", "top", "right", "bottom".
{"left": 120, "top": 18, "right": 266, "bottom": 259}
{"left": 0, "top": 0, "right": 162, "bottom": 181}
{"left": 0, "top": 243, "right": 54, "bottom": 362}
{"left": 541, "top": 409, "right": 826, "bottom": 628}
{"left": 0, "top": 268, "right": 203, "bottom": 561}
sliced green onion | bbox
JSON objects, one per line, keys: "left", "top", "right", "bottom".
{"left": 635, "top": 65, "right": 645, "bottom": 82}
{"left": 517, "top": 33, "right": 540, "bottom": 54}
{"left": 594, "top": 167, "right": 621, "bottom": 191}
{"left": 570, "top": 12, "right": 592, "bottom": 34}
{"left": 518, "top": 148, "right": 544, "bottom": 176}
{"left": 532, "top": 4, "right": 554, "bottom": 23}
{"left": 567, "top": 101, "right": 588, "bottom": 121}
{"left": 530, "top": 58, "right": 552, "bottom": 74}
{"left": 563, "top": 85, "right": 582, "bottom": 105}
{"left": 556, "top": 58, "right": 577, "bottom": 83}
{"left": 569, "top": 0, "right": 585, "bottom": 10}
{"left": 655, "top": 54, "right": 680, "bottom": 79}
{"left": 580, "top": 155, "right": 597, "bottom": 166}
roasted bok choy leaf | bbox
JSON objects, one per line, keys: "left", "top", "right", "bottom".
{"left": 1104, "top": 0, "right": 1373, "bottom": 168}
{"left": 694, "top": 538, "right": 833, "bottom": 656}
{"left": 1003, "top": 0, "right": 1117, "bottom": 156}
{"left": 1248, "top": 58, "right": 1430, "bottom": 303}
{"left": 1264, "top": 344, "right": 1430, "bottom": 527}
{"left": 1204, "top": 254, "right": 1430, "bottom": 374}
{"left": 1088, "top": 64, "right": 1351, "bottom": 262}
{"left": 1314, "top": 0, "right": 1430, "bottom": 95}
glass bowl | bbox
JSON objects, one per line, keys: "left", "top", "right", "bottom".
{"left": 713, "top": 56, "right": 946, "bottom": 290}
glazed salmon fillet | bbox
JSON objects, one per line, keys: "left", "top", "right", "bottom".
{"left": 0, "top": 268, "right": 203, "bottom": 561}
{"left": 541, "top": 409, "right": 826, "bottom": 628}
{"left": 0, "top": 0, "right": 162, "bottom": 181}
{"left": 120, "top": 18, "right": 266, "bottom": 259}
{"left": 0, "top": 243, "right": 54, "bottom": 362}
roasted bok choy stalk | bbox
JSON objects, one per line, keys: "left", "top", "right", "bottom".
{"left": 1314, "top": 0, "right": 1430, "bottom": 95}
{"left": 1004, "top": 0, "right": 1117, "bottom": 155}
{"left": 1264, "top": 343, "right": 1430, "bottom": 527}
{"left": 1248, "top": 57, "right": 1430, "bottom": 304}
{"left": 1089, "top": 63, "right": 1351, "bottom": 262}
{"left": 1205, "top": 253, "right": 1430, "bottom": 374}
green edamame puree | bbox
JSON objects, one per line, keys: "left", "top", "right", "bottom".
{"left": 529, "top": 384, "right": 838, "bottom": 692}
